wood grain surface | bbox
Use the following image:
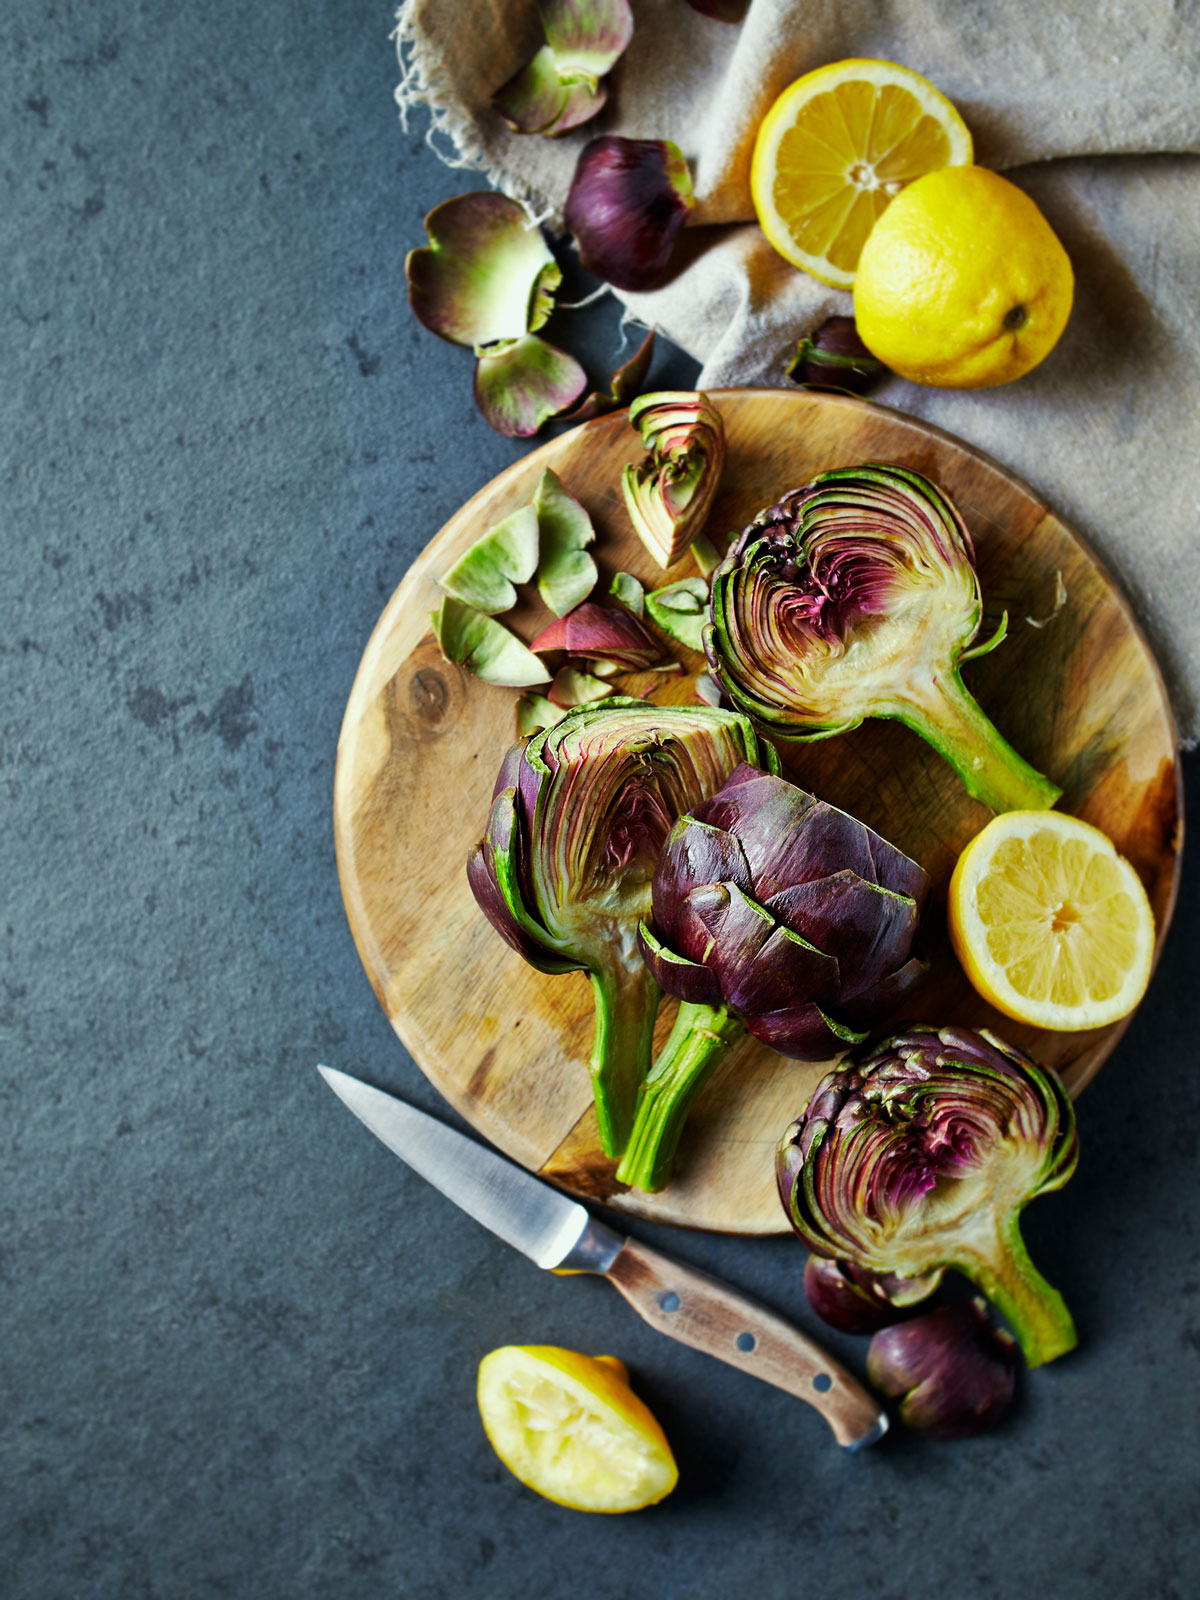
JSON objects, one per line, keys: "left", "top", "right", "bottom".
{"left": 333, "top": 390, "right": 1182, "bottom": 1234}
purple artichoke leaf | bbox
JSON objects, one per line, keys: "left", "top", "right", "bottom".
{"left": 474, "top": 335, "right": 588, "bottom": 438}
{"left": 515, "top": 691, "right": 567, "bottom": 737}
{"left": 694, "top": 673, "right": 723, "bottom": 707}
{"left": 531, "top": 600, "right": 665, "bottom": 670}
{"left": 561, "top": 326, "right": 657, "bottom": 423}
{"left": 720, "top": 917, "right": 841, "bottom": 1019}
{"left": 439, "top": 504, "right": 540, "bottom": 614}
{"left": 565, "top": 138, "right": 695, "bottom": 294}
{"left": 865, "top": 832, "right": 931, "bottom": 909}
{"left": 542, "top": 0, "right": 634, "bottom": 84}
{"left": 803, "top": 1255, "right": 938, "bottom": 1335}
{"left": 548, "top": 664, "right": 614, "bottom": 709}
{"left": 432, "top": 597, "right": 551, "bottom": 687}
{"left": 637, "top": 920, "right": 724, "bottom": 1007}
{"left": 867, "top": 1300, "right": 1019, "bottom": 1440}
{"left": 747, "top": 1001, "right": 866, "bottom": 1060}
{"left": 533, "top": 468, "right": 598, "bottom": 616}
{"left": 776, "top": 1025, "right": 1079, "bottom": 1366}
{"left": 651, "top": 815, "right": 754, "bottom": 937}
{"left": 542, "top": 77, "right": 609, "bottom": 136}
{"left": 492, "top": 44, "right": 570, "bottom": 133}
{"left": 707, "top": 463, "right": 1061, "bottom": 813}
{"left": 838, "top": 954, "right": 929, "bottom": 1029}
{"left": 408, "top": 193, "right": 559, "bottom": 348}
{"left": 609, "top": 570, "right": 646, "bottom": 617}
{"left": 762, "top": 871, "right": 920, "bottom": 994}
{"left": 645, "top": 578, "right": 709, "bottom": 652}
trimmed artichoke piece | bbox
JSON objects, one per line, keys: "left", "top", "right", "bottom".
{"left": 515, "top": 691, "right": 566, "bottom": 738}
{"left": 615, "top": 766, "right": 926, "bottom": 1193}
{"left": 432, "top": 598, "right": 551, "bottom": 688}
{"left": 565, "top": 138, "right": 695, "bottom": 293}
{"left": 867, "top": 1299, "right": 1019, "bottom": 1440}
{"left": 407, "top": 193, "right": 560, "bottom": 348}
{"left": 548, "top": 664, "right": 614, "bottom": 708}
{"left": 646, "top": 577, "right": 708, "bottom": 652}
{"left": 706, "top": 463, "right": 1061, "bottom": 814}
{"left": 622, "top": 392, "right": 726, "bottom": 568}
{"left": 467, "top": 699, "right": 777, "bottom": 1157}
{"left": 777, "top": 1025, "right": 1079, "bottom": 1368}
{"left": 609, "top": 569, "right": 646, "bottom": 617}
{"left": 439, "top": 505, "right": 539, "bottom": 615}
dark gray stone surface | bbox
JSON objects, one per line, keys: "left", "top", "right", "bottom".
{"left": 3, "top": 3, "right": 1197, "bottom": 1597}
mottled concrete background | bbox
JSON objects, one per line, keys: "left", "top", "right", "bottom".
{"left": 3, "top": 4, "right": 1197, "bottom": 1597}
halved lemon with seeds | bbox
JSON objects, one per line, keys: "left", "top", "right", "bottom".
{"left": 477, "top": 1346, "right": 678, "bottom": 1513}
{"left": 751, "top": 59, "right": 973, "bottom": 288}
{"left": 948, "top": 812, "right": 1156, "bottom": 1032}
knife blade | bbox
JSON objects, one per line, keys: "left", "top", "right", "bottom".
{"left": 319, "top": 1065, "right": 887, "bottom": 1450}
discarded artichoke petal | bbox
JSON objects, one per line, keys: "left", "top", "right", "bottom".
{"left": 646, "top": 577, "right": 709, "bottom": 652}
{"left": 548, "top": 664, "right": 614, "bottom": 709}
{"left": 432, "top": 597, "right": 551, "bottom": 687}
{"left": 777, "top": 1025, "right": 1079, "bottom": 1368}
{"left": 609, "top": 570, "right": 646, "bottom": 617}
{"left": 543, "top": 0, "right": 634, "bottom": 83}
{"left": 867, "top": 1300, "right": 1019, "bottom": 1440}
{"left": 515, "top": 691, "right": 567, "bottom": 737}
{"left": 531, "top": 600, "right": 665, "bottom": 670}
{"left": 623, "top": 392, "right": 726, "bottom": 567}
{"left": 706, "top": 463, "right": 1061, "bottom": 813}
{"left": 439, "top": 504, "right": 540, "bottom": 614}
{"left": 562, "top": 327, "right": 657, "bottom": 423}
{"left": 534, "top": 469, "right": 598, "bottom": 616}
{"left": 474, "top": 335, "right": 588, "bottom": 438}
{"left": 565, "top": 137, "right": 695, "bottom": 293}
{"left": 492, "top": 44, "right": 571, "bottom": 133}
{"left": 407, "top": 193, "right": 560, "bottom": 349}
{"left": 786, "top": 315, "right": 886, "bottom": 394}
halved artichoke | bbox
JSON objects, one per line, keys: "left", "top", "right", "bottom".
{"left": 467, "top": 700, "right": 776, "bottom": 1156}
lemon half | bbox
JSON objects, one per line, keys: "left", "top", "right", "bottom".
{"left": 477, "top": 1345, "right": 678, "bottom": 1513}
{"left": 751, "top": 59, "right": 973, "bottom": 289}
{"left": 948, "top": 811, "right": 1155, "bottom": 1031}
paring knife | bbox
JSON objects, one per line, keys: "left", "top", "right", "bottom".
{"left": 319, "top": 1066, "right": 887, "bottom": 1450}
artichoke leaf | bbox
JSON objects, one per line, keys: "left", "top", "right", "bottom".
{"left": 474, "top": 336, "right": 588, "bottom": 439}
{"left": 439, "top": 505, "right": 540, "bottom": 614}
{"left": 432, "top": 596, "right": 550, "bottom": 687}
{"left": 534, "top": 468, "right": 598, "bottom": 616}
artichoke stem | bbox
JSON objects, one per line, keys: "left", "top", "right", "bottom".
{"left": 959, "top": 1212, "right": 1077, "bottom": 1368}
{"left": 589, "top": 959, "right": 662, "bottom": 1159}
{"left": 615, "top": 1001, "right": 746, "bottom": 1192}
{"left": 896, "top": 666, "right": 1061, "bottom": 814}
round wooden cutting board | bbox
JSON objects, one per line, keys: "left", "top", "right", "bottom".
{"left": 334, "top": 390, "right": 1181, "bottom": 1234}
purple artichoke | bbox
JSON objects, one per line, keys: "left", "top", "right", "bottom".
{"left": 706, "top": 463, "right": 1061, "bottom": 814}
{"left": 467, "top": 699, "right": 777, "bottom": 1156}
{"left": 867, "top": 1299, "right": 1019, "bottom": 1439}
{"left": 614, "top": 765, "right": 928, "bottom": 1191}
{"left": 777, "top": 1025, "right": 1079, "bottom": 1367}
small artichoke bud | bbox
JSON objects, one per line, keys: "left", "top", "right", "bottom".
{"left": 867, "top": 1299, "right": 1019, "bottom": 1440}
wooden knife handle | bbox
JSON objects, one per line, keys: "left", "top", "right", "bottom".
{"left": 604, "top": 1238, "right": 886, "bottom": 1449}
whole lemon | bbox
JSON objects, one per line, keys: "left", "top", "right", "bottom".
{"left": 854, "top": 166, "right": 1073, "bottom": 388}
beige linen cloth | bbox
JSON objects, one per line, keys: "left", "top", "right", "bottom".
{"left": 396, "top": 0, "right": 1200, "bottom": 743}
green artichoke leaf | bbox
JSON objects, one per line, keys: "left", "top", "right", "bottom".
{"left": 439, "top": 505, "right": 540, "bottom": 615}
{"left": 431, "top": 596, "right": 551, "bottom": 687}
{"left": 609, "top": 570, "right": 646, "bottom": 617}
{"left": 515, "top": 692, "right": 567, "bottom": 738}
{"left": 474, "top": 336, "right": 588, "bottom": 439}
{"left": 646, "top": 577, "right": 709, "bottom": 652}
{"left": 534, "top": 468, "right": 598, "bottom": 616}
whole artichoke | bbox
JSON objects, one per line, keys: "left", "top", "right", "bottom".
{"left": 615, "top": 764, "right": 928, "bottom": 1192}
{"left": 777, "top": 1025, "right": 1079, "bottom": 1367}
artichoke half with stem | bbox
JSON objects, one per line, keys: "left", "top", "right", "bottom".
{"left": 467, "top": 699, "right": 777, "bottom": 1157}
{"left": 616, "top": 764, "right": 928, "bottom": 1193}
{"left": 705, "top": 463, "right": 1061, "bottom": 814}
{"left": 777, "top": 1025, "right": 1079, "bottom": 1367}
